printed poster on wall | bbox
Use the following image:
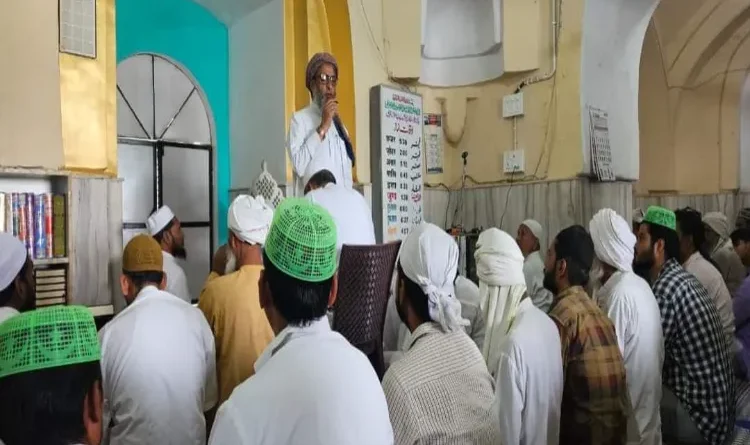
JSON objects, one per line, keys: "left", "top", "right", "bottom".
{"left": 587, "top": 105, "right": 615, "bottom": 182}
{"left": 423, "top": 114, "right": 443, "bottom": 174}
{"left": 375, "top": 85, "right": 424, "bottom": 243}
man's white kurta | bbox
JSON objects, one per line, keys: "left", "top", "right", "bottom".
{"left": 493, "top": 298, "right": 563, "bottom": 445}
{"left": 162, "top": 251, "right": 191, "bottom": 303}
{"left": 208, "top": 317, "right": 393, "bottom": 445}
{"left": 306, "top": 183, "right": 375, "bottom": 253}
{"left": 99, "top": 286, "right": 218, "bottom": 445}
{"left": 288, "top": 103, "right": 353, "bottom": 197}
{"left": 595, "top": 270, "right": 664, "bottom": 445}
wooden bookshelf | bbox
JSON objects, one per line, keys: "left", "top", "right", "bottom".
{"left": 0, "top": 167, "right": 122, "bottom": 317}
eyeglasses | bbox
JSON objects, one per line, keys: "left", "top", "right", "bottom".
{"left": 317, "top": 73, "right": 338, "bottom": 86}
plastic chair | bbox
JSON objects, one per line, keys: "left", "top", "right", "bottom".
{"left": 332, "top": 241, "right": 401, "bottom": 380}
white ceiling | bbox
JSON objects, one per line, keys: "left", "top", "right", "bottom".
{"left": 192, "top": 0, "right": 274, "bottom": 25}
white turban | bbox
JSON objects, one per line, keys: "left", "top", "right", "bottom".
{"left": 589, "top": 208, "right": 635, "bottom": 272}
{"left": 228, "top": 195, "right": 274, "bottom": 245}
{"left": 398, "top": 223, "right": 468, "bottom": 333}
{"left": 474, "top": 227, "right": 527, "bottom": 376}
{"left": 475, "top": 228, "right": 526, "bottom": 287}
{"left": 703, "top": 212, "right": 730, "bottom": 240}
{"left": 0, "top": 233, "right": 28, "bottom": 291}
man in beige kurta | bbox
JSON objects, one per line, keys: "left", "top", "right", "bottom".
{"left": 199, "top": 195, "right": 275, "bottom": 404}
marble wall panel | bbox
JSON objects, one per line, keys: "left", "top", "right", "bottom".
{"left": 423, "top": 179, "right": 634, "bottom": 246}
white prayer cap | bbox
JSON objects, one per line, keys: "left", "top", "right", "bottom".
{"left": 146, "top": 206, "right": 175, "bottom": 235}
{"left": 0, "top": 233, "right": 28, "bottom": 291}
{"left": 474, "top": 228, "right": 526, "bottom": 287}
{"left": 302, "top": 158, "right": 336, "bottom": 191}
{"left": 228, "top": 194, "right": 274, "bottom": 245}
{"left": 589, "top": 208, "right": 635, "bottom": 272}
{"left": 398, "top": 222, "right": 469, "bottom": 333}
{"left": 703, "top": 212, "right": 730, "bottom": 239}
{"left": 520, "top": 219, "right": 543, "bottom": 241}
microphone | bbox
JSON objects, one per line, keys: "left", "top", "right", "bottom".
{"left": 462, "top": 151, "right": 468, "bottom": 165}
{"left": 333, "top": 114, "right": 356, "bottom": 166}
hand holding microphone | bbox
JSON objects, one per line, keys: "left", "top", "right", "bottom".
{"left": 317, "top": 95, "right": 355, "bottom": 165}
{"left": 319, "top": 96, "right": 339, "bottom": 134}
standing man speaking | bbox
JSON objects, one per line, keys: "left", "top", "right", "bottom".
{"left": 288, "top": 52, "right": 355, "bottom": 197}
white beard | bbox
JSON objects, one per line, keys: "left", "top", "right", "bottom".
{"left": 313, "top": 92, "right": 325, "bottom": 109}
{"left": 225, "top": 249, "right": 238, "bottom": 275}
{"left": 588, "top": 257, "right": 605, "bottom": 302}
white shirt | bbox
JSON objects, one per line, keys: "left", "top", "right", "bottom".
{"left": 684, "top": 251, "right": 736, "bottom": 352}
{"left": 288, "top": 103, "right": 354, "bottom": 196}
{"left": 306, "top": 183, "right": 375, "bottom": 253}
{"left": 99, "top": 286, "right": 218, "bottom": 445}
{"left": 0, "top": 306, "right": 19, "bottom": 324}
{"left": 522, "top": 251, "right": 553, "bottom": 312}
{"left": 594, "top": 270, "right": 664, "bottom": 445}
{"left": 208, "top": 317, "right": 393, "bottom": 445}
{"left": 383, "top": 277, "right": 485, "bottom": 367}
{"left": 162, "top": 251, "right": 191, "bottom": 304}
{"left": 492, "top": 298, "right": 563, "bottom": 445}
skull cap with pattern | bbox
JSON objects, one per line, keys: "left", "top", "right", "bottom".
{"left": 0, "top": 306, "right": 100, "bottom": 379}
{"left": 264, "top": 198, "right": 337, "bottom": 283}
{"left": 122, "top": 234, "right": 164, "bottom": 273}
{"left": 642, "top": 206, "right": 676, "bottom": 231}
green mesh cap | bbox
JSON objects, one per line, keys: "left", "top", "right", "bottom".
{"left": 0, "top": 306, "right": 100, "bottom": 379}
{"left": 264, "top": 197, "right": 338, "bottom": 282}
{"left": 643, "top": 205, "right": 676, "bottom": 231}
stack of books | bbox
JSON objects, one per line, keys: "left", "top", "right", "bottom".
{"left": 35, "top": 267, "right": 67, "bottom": 307}
{"left": 0, "top": 192, "right": 66, "bottom": 259}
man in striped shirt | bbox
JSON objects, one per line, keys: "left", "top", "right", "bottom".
{"left": 545, "top": 225, "right": 629, "bottom": 445}
{"left": 382, "top": 223, "right": 500, "bottom": 444}
{"left": 634, "top": 206, "right": 734, "bottom": 445}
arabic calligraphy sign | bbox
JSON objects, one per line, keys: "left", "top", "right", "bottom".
{"left": 370, "top": 85, "right": 424, "bottom": 243}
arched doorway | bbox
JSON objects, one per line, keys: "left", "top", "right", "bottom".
{"left": 116, "top": 53, "right": 214, "bottom": 304}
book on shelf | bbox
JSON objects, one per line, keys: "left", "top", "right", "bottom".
{"left": 0, "top": 192, "right": 66, "bottom": 260}
{"left": 35, "top": 267, "right": 67, "bottom": 308}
